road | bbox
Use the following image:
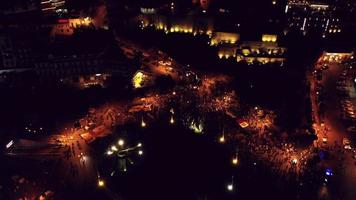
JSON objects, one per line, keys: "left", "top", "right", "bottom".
{"left": 310, "top": 58, "right": 356, "bottom": 200}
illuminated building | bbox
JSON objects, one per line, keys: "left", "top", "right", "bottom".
{"left": 50, "top": 17, "right": 92, "bottom": 38}
{"left": 138, "top": 14, "right": 214, "bottom": 37}
{"left": 317, "top": 51, "right": 354, "bottom": 63}
{"left": 210, "top": 32, "right": 240, "bottom": 46}
{"left": 40, "top": 0, "right": 67, "bottom": 15}
{"left": 218, "top": 34, "right": 287, "bottom": 65}
{"left": 131, "top": 70, "right": 154, "bottom": 89}
{"left": 140, "top": 7, "right": 157, "bottom": 15}
{"left": 261, "top": 34, "right": 277, "bottom": 42}
{"left": 218, "top": 45, "right": 237, "bottom": 59}
{"left": 236, "top": 43, "right": 287, "bottom": 65}
{"left": 285, "top": 0, "right": 342, "bottom": 36}
{"left": 132, "top": 71, "right": 147, "bottom": 89}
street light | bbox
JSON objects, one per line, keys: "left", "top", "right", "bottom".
{"left": 137, "top": 143, "right": 142, "bottom": 147}
{"left": 141, "top": 119, "right": 146, "bottom": 128}
{"left": 98, "top": 179, "right": 105, "bottom": 187}
{"left": 118, "top": 139, "right": 124, "bottom": 146}
{"left": 232, "top": 157, "right": 238, "bottom": 165}
{"left": 111, "top": 145, "right": 118, "bottom": 152}
{"left": 227, "top": 176, "right": 234, "bottom": 192}
{"left": 138, "top": 150, "right": 143, "bottom": 155}
{"left": 170, "top": 116, "right": 175, "bottom": 124}
{"left": 219, "top": 135, "right": 225, "bottom": 143}
{"left": 227, "top": 184, "right": 234, "bottom": 191}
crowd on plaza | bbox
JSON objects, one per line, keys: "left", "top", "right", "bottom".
{"left": 51, "top": 56, "right": 328, "bottom": 182}
{"left": 242, "top": 133, "right": 315, "bottom": 177}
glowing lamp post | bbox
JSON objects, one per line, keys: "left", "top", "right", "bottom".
{"left": 141, "top": 117, "right": 146, "bottom": 128}
{"left": 98, "top": 179, "right": 105, "bottom": 188}
{"left": 219, "top": 135, "right": 225, "bottom": 143}
{"left": 227, "top": 176, "right": 234, "bottom": 192}
{"left": 219, "top": 129, "right": 225, "bottom": 143}
{"left": 227, "top": 184, "right": 233, "bottom": 191}
{"left": 232, "top": 157, "right": 238, "bottom": 165}
{"left": 170, "top": 116, "right": 175, "bottom": 124}
{"left": 118, "top": 139, "right": 124, "bottom": 146}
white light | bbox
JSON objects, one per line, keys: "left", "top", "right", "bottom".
{"left": 138, "top": 150, "right": 143, "bottom": 155}
{"left": 227, "top": 184, "right": 233, "bottom": 191}
{"left": 137, "top": 143, "right": 142, "bottom": 147}
{"left": 118, "top": 139, "right": 124, "bottom": 146}
{"left": 170, "top": 116, "right": 175, "bottom": 124}
{"left": 111, "top": 145, "right": 118, "bottom": 151}
{"left": 6, "top": 140, "right": 14, "bottom": 149}
{"left": 141, "top": 120, "right": 146, "bottom": 127}
{"left": 302, "top": 18, "right": 307, "bottom": 31}
{"left": 107, "top": 150, "right": 113, "bottom": 155}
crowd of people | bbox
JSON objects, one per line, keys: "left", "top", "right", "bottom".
{"left": 232, "top": 130, "right": 316, "bottom": 178}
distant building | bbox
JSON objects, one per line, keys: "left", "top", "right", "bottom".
{"left": 40, "top": 0, "right": 68, "bottom": 16}
{"left": 1, "top": 0, "right": 39, "bottom": 15}
{"left": 218, "top": 34, "right": 287, "bottom": 65}
{"left": 285, "top": 0, "right": 343, "bottom": 37}
{"left": 317, "top": 51, "right": 354, "bottom": 63}
{"left": 138, "top": 13, "right": 214, "bottom": 37}
{"left": 50, "top": 17, "right": 92, "bottom": 38}
{"left": 210, "top": 32, "right": 240, "bottom": 46}
{"left": 0, "top": 34, "right": 36, "bottom": 69}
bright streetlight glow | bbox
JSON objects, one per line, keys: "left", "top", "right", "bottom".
{"left": 6, "top": 140, "right": 14, "bottom": 149}
{"left": 232, "top": 157, "right": 238, "bottom": 165}
{"left": 111, "top": 145, "right": 118, "bottom": 151}
{"left": 98, "top": 179, "right": 105, "bottom": 187}
{"left": 170, "top": 116, "right": 175, "bottom": 124}
{"left": 219, "top": 135, "right": 225, "bottom": 143}
{"left": 137, "top": 143, "right": 142, "bottom": 147}
{"left": 138, "top": 150, "right": 143, "bottom": 155}
{"left": 227, "top": 183, "right": 233, "bottom": 191}
{"left": 141, "top": 120, "right": 146, "bottom": 127}
{"left": 107, "top": 150, "right": 113, "bottom": 155}
{"left": 118, "top": 139, "right": 124, "bottom": 146}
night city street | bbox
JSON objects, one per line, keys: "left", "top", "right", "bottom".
{"left": 0, "top": 0, "right": 356, "bottom": 200}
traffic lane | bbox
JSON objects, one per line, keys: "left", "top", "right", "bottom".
{"left": 318, "top": 62, "right": 348, "bottom": 142}
{"left": 315, "top": 62, "right": 356, "bottom": 200}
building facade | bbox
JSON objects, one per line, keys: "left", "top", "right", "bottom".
{"left": 285, "top": 0, "right": 342, "bottom": 37}
{"left": 40, "top": 0, "right": 67, "bottom": 16}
